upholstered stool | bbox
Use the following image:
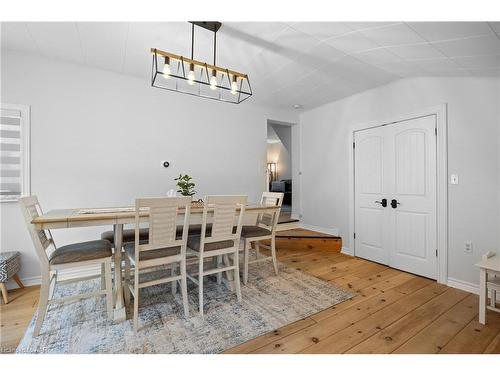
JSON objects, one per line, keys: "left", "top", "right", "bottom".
{"left": 0, "top": 251, "right": 24, "bottom": 304}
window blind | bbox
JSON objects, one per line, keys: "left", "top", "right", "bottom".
{"left": 0, "top": 108, "right": 23, "bottom": 201}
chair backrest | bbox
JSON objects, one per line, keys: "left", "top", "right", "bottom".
{"left": 19, "top": 196, "right": 55, "bottom": 267}
{"left": 200, "top": 195, "right": 247, "bottom": 251}
{"left": 257, "top": 192, "right": 284, "bottom": 233}
{"left": 134, "top": 196, "right": 192, "bottom": 258}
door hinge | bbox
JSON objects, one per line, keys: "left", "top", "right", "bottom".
{"left": 353, "top": 142, "right": 355, "bottom": 149}
{"left": 354, "top": 232, "right": 356, "bottom": 239}
{"left": 435, "top": 127, "right": 437, "bottom": 136}
{"left": 435, "top": 249, "right": 438, "bottom": 257}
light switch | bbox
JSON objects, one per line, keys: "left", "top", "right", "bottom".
{"left": 450, "top": 174, "right": 459, "bottom": 185}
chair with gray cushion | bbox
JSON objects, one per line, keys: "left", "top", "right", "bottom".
{"left": 186, "top": 195, "right": 247, "bottom": 316}
{"left": 123, "top": 196, "right": 192, "bottom": 332}
{"left": 241, "top": 192, "right": 284, "bottom": 285}
{"left": 0, "top": 251, "right": 24, "bottom": 304}
{"left": 19, "top": 196, "right": 114, "bottom": 337}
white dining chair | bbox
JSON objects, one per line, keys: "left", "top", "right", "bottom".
{"left": 19, "top": 196, "right": 114, "bottom": 337}
{"left": 186, "top": 195, "right": 247, "bottom": 316}
{"left": 123, "top": 196, "right": 191, "bottom": 332}
{"left": 241, "top": 192, "right": 284, "bottom": 285}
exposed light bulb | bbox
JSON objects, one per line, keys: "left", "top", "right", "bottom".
{"left": 162, "top": 56, "right": 171, "bottom": 78}
{"left": 187, "top": 63, "right": 195, "bottom": 85}
{"left": 209, "top": 69, "right": 217, "bottom": 90}
{"left": 231, "top": 76, "right": 238, "bottom": 95}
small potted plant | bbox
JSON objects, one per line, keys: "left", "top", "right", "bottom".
{"left": 174, "top": 174, "right": 196, "bottom": 198}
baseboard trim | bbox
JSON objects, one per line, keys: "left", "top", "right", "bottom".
{"left": 341, "top": 247, "right": 353, "bottom": 256}
{"left": 13, "top": 265, "right": 101, "bottom": 289}
{"left": 300, "top": 224, "right": 339, "bottom": 237}
{"left": 447, "top": 277, "right": 480, "bottom": 295}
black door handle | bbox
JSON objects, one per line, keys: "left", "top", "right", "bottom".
{"left": 391, "top": 199, "right": 401, "bottom": 209}
{"left": 375, "top": 198, "right": 387, "bottom": 207}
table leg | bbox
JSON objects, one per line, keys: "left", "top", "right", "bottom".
{"left": 113, "top": 224, "right": 126, "bottom": 322}
{"left": 479, "top": 268, "right": 487, "bottom": 325}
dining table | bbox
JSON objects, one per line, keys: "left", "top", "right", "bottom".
{"left": 31, "top": 203, "right": 280, "bottom": 322}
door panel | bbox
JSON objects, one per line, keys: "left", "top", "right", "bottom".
{"left": 388, "top": 116, "right": 437, "bottom": 278}
{"left": 354, "top": 115, "right": 437, "bottom": 279}
{"left": 354, "top": 131, "right": 388, "bottom": 265}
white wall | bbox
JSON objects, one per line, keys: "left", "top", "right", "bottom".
{"left": 0, "top": 50, "right": 296, "bottom": 285}
{"left": 299, "top": 76, "right": 500, "bottom": 287}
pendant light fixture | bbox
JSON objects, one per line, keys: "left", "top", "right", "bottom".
{"left": 151, "top": 22, "right": 252, "bottom": 104}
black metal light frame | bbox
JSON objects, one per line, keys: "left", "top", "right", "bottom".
{"left": 151, "top": 22, "right": 253, "bottom": 104}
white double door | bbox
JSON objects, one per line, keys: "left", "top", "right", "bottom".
{"left": 354, "top": 115, "right": 437, "bottom": 279}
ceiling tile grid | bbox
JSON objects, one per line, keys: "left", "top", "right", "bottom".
{"left": 1, "top": 21, "right": 499, "bottom": 110}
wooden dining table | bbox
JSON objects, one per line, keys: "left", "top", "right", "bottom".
{"left": 31, "top": 203, "right": 279, "bottom": 322}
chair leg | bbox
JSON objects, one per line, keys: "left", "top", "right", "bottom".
{"left": 133, "top": 265, "right": 140, "bottom": 332}
{"left": 491, "top": 289, "right": 497, "bottom": 308}
{"left": 216, "top": 255, "right": 222, "bottom": 284}
{"left": 13, "top": 274, "right": 25, "bottom": 289}
{"left": 34, "top": 271, "right": 50, "bottom": 337}
{"left": 233, "top": 250, "right": 242, "bottom": 302}
{"left": 49, "top": 271, "right": 57, "bottom": 300}
{"left": 101, "top": 263, "right": 105, "bottom": 290}
{"left": 180, "top": 259, "right": 189, "bottom": 319}
{"left": 124, "top": 256, "right": 131, "bottom": 308}
{"left": 255, "top": 241, "right": 260, "bottom": 258}
{"left": 271, "top": 236, "right": 279, "bottom": 275}
{"left": 171, "top": 263, "right": 177, "bottom": 295}
{"left": 0, "top": 283, "right": 8, "bottom": 304}
{"left": 198, "top": 259, "right": 204, "bottom": 317}
{"left": 104, "top": 260, "right": 113, "bottom": 320}
{"left": 243, "top": 240, "right": 249, "bottom": 285}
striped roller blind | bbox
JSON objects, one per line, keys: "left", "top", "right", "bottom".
{"left": 1, "top": 108, "right": 24, "bottom": 201}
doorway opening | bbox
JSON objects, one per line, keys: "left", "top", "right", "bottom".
{"left": 267, "top": 120, "right": 299, "bottom": 224}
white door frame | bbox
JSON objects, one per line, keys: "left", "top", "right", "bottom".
{"left": 347, "top": 104, "right": 448, "bottom": 284}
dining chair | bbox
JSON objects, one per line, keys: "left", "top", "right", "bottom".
{"left": 123, "top": 196, "right": 191, "bottom": 332}
{"left": 186, "top": 195, "right": 247, "bottom": 317}
{"left": 241, "top": 192, "right": 284, "bottom": 285}
{"left": 19, "top": 196, "right": 113, "bottom": 337}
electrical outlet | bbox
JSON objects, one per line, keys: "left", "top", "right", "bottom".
{"left": 464, "top": 241, "right": 473, "bottom": 253}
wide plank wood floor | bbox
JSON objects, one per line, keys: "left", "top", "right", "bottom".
{"left": 1, "top": 231, "right": 499, "bottom": 354}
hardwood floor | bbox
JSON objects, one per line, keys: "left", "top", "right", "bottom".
{"left": 1, "top": 231, "right": 499, "bottom": 354}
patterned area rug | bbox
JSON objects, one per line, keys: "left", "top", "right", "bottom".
{"left": 17, "top": 262, "right": 353, "bottom": 354}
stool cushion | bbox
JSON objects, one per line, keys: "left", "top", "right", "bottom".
{"left": 240, "top": 226, "right": 272, "bottom": 238}
{"left": 124, "top": 242, "right": 181, "bottom": 261}
{"left": 49, "top": 240, "right": 112, "bottom": 265}
{"left": 187, "top": 235, "right": 234, "bottom": 252}
{"left": 0, "top": 251, "right": 21, "bottom": 282}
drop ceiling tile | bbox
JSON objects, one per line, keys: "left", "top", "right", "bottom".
{"left": 360, "top": 23, "right": 426, "bottom": 47}
{"left": 26, "top": 22, "right": 84, "bottom": 64}
{"left": 374, "top": 61, "right": 427, "bottom": 77}
{"left": 272, "top": 26, "right": 321, "bottom": 56}
{"left": 452, "top": 54, "right": 500, "bottom": 69}
{"left": 421, "top": 68, "right": 471, "bottom": 76}
{"left": 432, "top": 35, "right": 500, "bottom": 57}
{"left": 489, "top": 22, "right": 500, "bottom": 34}
{"left": 388, "top": 43, "right": 446, "bottom": 60}
{"left": 412, "top": 57, "right": 461, "bottom": 70}
{"left": 223, "top": 22, "right": 289, "bottom": 44}
{"left": 343, "top": 22, "right": 400, "bottom": 31}
{"left": 1, "top": 22, "right": 39, "bottom": 53}
{"left": 323, "top": 32, "right": 381, "bottom": 54}
{"left": 355, "top": 48, "right": 403, "bottom": 65}
{"left": 468, "top": 67, "right": 500, "bottom": 77}
{"left": 407, "top": 22, "right": 493, "bottom": 42}
{"left": 294, "top": 42, "right": 346, "bottom": 69}
{"left": 77, "top": 22, "right": 129, "bottom": 72}
{"left": 287, "top": 22, "right": 354, "bottom": 41}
